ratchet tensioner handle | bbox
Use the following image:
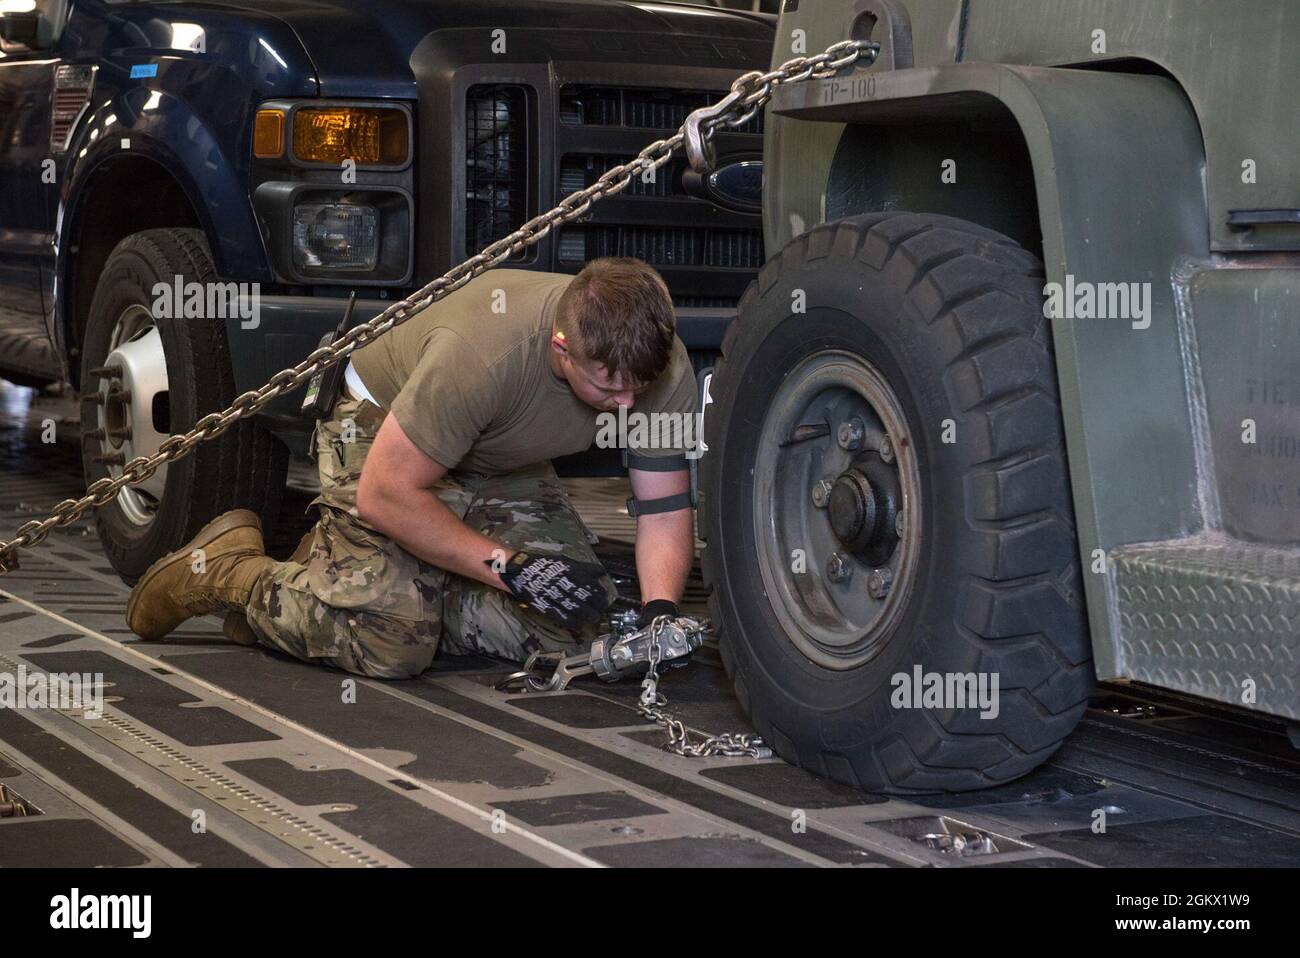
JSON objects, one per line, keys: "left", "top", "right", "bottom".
{"left": 495, "top": 615, "right": 709, "bottom": 694}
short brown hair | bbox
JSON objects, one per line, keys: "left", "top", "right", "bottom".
{"left": 555, "top": 258, "right": 675, "bottom": 385}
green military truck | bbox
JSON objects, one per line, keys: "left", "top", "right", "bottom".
{"left": 700, "top": 0, "right": 1300, "bottom": 791}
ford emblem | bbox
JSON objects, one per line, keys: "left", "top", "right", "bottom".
{"left": 707, "top": 160, "right": 763, "bottom": 211}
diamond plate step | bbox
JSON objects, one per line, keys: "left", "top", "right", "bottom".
{"left": 1111, "top": 538, "right": 1300, "bottom": 720}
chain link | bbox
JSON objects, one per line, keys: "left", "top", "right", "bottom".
{"left": 635, "top": 616, "right": 772, "bottom": 759}
{"left": 0, "top": 38, "right": 878, "bottom": 575}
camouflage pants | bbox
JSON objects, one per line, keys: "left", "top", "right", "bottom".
{"left": 244, "top": 390, "right": 616, "bottom": 679}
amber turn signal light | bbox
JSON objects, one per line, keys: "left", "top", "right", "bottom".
{"left": 253, "top": 109, "right": 284, "bottom": 158}
{"left": 292, "top": 107, "right": 408, "bottom": 166}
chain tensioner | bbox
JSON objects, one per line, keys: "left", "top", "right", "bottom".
{"left": 496, "top": 613, "right": 772, "bottom": 760}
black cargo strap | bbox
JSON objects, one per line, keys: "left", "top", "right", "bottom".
{"left": 626, "top": 492, "right": 693, "bottom": 518}
{"left": 626, "top": 453, "right": 690, "bottom": 472}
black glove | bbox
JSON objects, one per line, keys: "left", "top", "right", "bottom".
{"left": 639, "top": 599, "right": 679, "bottom": 628}
{"left": 492, "top": 551, "right": 610, "bottom": 628}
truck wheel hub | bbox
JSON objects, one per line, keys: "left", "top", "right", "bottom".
{"left": 752, "top": 347, "right": 922, "bottom": 670}
{"left": 828, "top": 468, "right": 888, "bottom": 551}
{"left": 828, "top": 461, "right": 901, "bottom": 563}
{"left": 95, "top": 305, "right": 171, "bottom": 527}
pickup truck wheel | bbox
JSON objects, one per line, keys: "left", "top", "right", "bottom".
{"left": 79, "top": 228, "right": 288, "bottom": 583}
{"left": 701, "top": 212, "right": 1093, "bottom": 793}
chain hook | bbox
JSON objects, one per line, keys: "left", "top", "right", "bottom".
{"left": 683, "top": 87, "right": 746, "bottom": 176}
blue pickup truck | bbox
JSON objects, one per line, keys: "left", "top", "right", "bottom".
{"left": 0, "top": 0, "right": 772, "bottom": 579}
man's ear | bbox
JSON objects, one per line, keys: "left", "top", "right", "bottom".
{"left": 551, "top": 329, "right": 568, "bottom": 357}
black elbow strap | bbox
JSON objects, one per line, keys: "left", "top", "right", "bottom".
{"left": 623, "top": 452, "right": 697, "bottom": 517}
{"left": 626, "top": 492, "right": 693, "bottom": 518}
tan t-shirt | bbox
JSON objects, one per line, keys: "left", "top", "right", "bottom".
{"left": 349, "top": 269, "right": 699, "bottom": 475}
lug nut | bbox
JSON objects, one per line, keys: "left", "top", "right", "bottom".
{"left": 868, "top": 567, "right": 894, "bottom": 600}
{"left": 837, "top": 417, "right": 865, "bottom": 451}
{"left": 812, "top": 479, "right": 833, "bottom": 508}
{"left": 89, "top": 364, "right": 123, "bottom": 379}
{"left": 826, "top": 552, "right": 851, "bottom": 583}
{"left": 879, "top": 435, "right": 894, "bottom": 464}
{"left": 107, "top": 427, "right": 132, "bottom": 442}
{"left": 82, "top": 427, "right": 105, "bottom": 441}
{"left": 92, "top": 452, "right": 126, "bottom": 466}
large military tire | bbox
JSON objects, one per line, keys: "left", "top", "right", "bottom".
{"left": 79, "top": 228, "right": 288, "bottom": 583}
{"left": 701, "top": 212, "right": 1094, "bottom": 793}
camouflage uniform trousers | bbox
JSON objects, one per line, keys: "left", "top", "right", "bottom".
{"left": 243, "top": 390, "right": 617, "bottom": 679}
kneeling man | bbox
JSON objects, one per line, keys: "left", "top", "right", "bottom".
{"left": 126, "top": 258, "right": 698, "bottom": 678}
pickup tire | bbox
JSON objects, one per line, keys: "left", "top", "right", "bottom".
{"left": 700, "top": 212, "right": 1093, "bottom": 793}
{"left": 79, "top": 228, "right": 287, "bottom": 583}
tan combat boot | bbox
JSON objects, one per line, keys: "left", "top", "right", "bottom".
{"left": 127, "top": 509, "right": 275, "bottom": 641}
{"left": 222, "top": 527, "right": 315, "bottom": 646}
